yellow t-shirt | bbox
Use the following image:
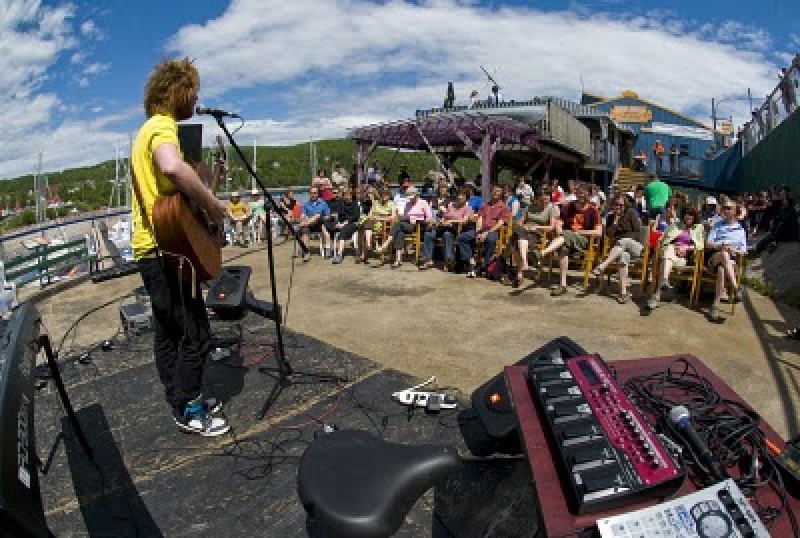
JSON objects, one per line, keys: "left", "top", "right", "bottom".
{"left": 131, "top": 114, "right": 180, "bottom": 260}
{"left": 227, "top": 200, "right": 250, "bottom": 219}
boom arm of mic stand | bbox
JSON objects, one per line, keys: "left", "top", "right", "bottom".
{"left": 212, "top": 116, "right": 309, "bottom": 254}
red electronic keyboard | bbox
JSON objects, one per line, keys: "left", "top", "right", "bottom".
{"left": 528, "top": 353, "right": 685, "bottom": 514}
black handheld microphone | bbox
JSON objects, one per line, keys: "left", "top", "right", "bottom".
{"left": 668, "top": 405, "right": 729, "bottom": 481}
{"left": 195, "top": 106, "right": 241, "bottom": 118}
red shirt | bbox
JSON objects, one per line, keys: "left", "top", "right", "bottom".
{"left": 478, "top": 201, "right": 511, "bottom": 231}
{"left": 562, "top": 202, "right": 600, "bottom": 231}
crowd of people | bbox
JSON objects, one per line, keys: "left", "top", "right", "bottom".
{"left": 217, "top": 172, "right": 800, "bottom": 327}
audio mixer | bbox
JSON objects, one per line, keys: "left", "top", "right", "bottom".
{"left": 528, "top": 353, "right": 685, "bottom": 513}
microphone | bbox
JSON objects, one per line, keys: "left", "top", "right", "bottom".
{"left": 195, "top": 106, "right": 241, "bottom": 118}
{"left": 668, "top": 405, "right": 729, "bottom": 481}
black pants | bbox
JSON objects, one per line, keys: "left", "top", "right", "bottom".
{"left": 139, "top": 256, "right": 211, "bottom": 411}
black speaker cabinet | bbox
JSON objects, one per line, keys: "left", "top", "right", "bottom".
{"left": 205, "top": 266, "right": 252, "bottom": 320}
{"left": 459, "top": 336, "right": 588, "bottom": 457}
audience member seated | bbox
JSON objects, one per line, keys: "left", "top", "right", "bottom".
{"left": 535, "top": 189, "right": 602, "bottom": 296}
{"left": 512, "top": 190, "right": 560, "bottom": 285}
{"left": 466, "top": 181, "right": 483, "bottom": 212}
{"left": 278, "top": 189, "right": 298, "bottom": 219}
{"left": 754, "top": 187, "right": 798, "bottom": 254}
{"left": 329, "top": 188, "right": 362, "bottom": 264}
{"left": 298, "top": 187, "right": 331, "bottom": 262}
{"left": 313, "top": 168, "right": 333, "bottom": 201}
{"left": 432, "top": 184, "right": 452, "bottom": 217}
{"left": 419, "top": 188, "right": 473, "bottom": 270}
{"left": 321, "top": 188, "right": 344, "bottom": 257}
{"left": 645, "top": 207, "right": 704, "bottom": 310}
{"left": 701, "top": 196, "right": 719, "bottom": 223}
{"left": 504, "top": 183, "right": 523, "bottom": 226}
{"left": 376, "top": 186, "right": 432, "bottom": 268}
{"left": 226, "top": 192, "right": 252, "bottom": 246}
{"left": 515, "top": 175, "right": 534, "bottom": 209}
{"left": 457, "top": 185, "right": 511, "bottom": 278}
{"left": 394, "top": 182, "right": 411, "bottom": 214}
{"left": 705, "top": 196, "right": 747, "bottom": 322}
{"left": 591, "top": 195, "right": 643, "bottom": 303}
{"left": 357, "top": 189, "right": 396, "bottom": 264}
{"left": 657, "top": 198, "right": 680, "bottom": 231}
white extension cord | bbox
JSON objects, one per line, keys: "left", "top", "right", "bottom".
{"left": 391, "top": 376, "right": 458, "bottom": 411}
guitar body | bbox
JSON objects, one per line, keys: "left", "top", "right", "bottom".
{"left": 152, "top": 192, "right": 222, "bottom": 282}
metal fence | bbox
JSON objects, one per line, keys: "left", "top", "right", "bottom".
{"left": 740, "top": 56, "right": 799, "bottom": 155}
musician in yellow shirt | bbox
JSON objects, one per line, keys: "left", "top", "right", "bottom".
{"left": 131, "top": 58, "right": 229, "bottom": 437}
{"left": 226, "top": 192, "right": 252, "bottom": 246}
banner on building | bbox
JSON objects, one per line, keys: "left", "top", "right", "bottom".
{"left": 646, "top": 122, "right": 713, "bottom": 141}
{"left": 610, "top": 105, "right": 652, "bottom": 123}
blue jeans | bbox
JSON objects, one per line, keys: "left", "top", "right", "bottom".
{"left": 421, "top": 227, "right": 456, "bottom": 261}
{"left": 457, "top": 229, "right": 499, "bottom": 267}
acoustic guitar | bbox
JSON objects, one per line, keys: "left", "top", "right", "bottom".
{"left": 151, "top": 191, "right": 222, "bottom": 282}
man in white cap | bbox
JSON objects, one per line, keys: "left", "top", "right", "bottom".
{"left": 226, "top": 191, "right": 252, "bottom": 246}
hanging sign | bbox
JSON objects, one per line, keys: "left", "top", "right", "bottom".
{"left": 610, "top": 105, "right": 652, "bottom": 123}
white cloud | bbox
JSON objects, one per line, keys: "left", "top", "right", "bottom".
{"left": 167, "top": 0, "right": 777, "bottom": 145}
{"left": 0, "top": 0, "right": 784, "bottom": 179}
{"left": 83, "top": 61, "right": 109, "bottom": 76}
{"left": 79, "top": 18, "right": 104, "bottom": 40}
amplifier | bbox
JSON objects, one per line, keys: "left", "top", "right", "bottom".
{"left": 528, "top": 353, "right": 685, "bottom": 514}
{"left": 0, "top": 302, "right": 48, "bottom": 537}
{"left": 119, "top": 301, "right": 153, "bottom": 335}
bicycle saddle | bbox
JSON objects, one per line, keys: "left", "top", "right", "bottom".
{"left": 297, "top": 429, "right": 461, "bottom": 538}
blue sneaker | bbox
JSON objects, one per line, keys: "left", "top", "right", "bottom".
{"left": 174, "top": 397, "right": 229, "bottom": 437}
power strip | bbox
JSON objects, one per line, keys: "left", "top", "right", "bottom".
{"left": 391, "top": 376, "right": 458, "bottom": 411}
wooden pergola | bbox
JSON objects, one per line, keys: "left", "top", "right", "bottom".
{"left": 348, "top": 113, "right": 541, "bottom": 194}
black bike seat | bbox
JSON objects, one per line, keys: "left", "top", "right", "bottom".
{"left": 297, "top": 429, "right": 461, "bottom": 538}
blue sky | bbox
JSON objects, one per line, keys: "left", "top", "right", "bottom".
{"left": 1, "top": 0, "right": 798, "bottom": 179}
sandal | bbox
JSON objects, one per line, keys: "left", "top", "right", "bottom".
{"left": 418, "top": 260, "right": 435, "bottom": 270}
{"left": 616, "top": 293, "right": 630, "bottom": 304}
{"left": 787, "top": 327, "right": 800, "bottom": 340}
{"left": 550, "top": 286, "right": 568, "bottom": 297}
{"left": 390, "top": 261, "right": 402, "bottom": 269}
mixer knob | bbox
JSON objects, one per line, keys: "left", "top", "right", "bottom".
{"left": 601, "top": 383, "right": 610, "bottom": 393}
{"left": 650, "top": 459, "right": 661, "bottom": 469}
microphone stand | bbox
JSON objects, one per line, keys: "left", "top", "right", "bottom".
{"left": 210, "top": 113, "right": 345, "bottom": 420}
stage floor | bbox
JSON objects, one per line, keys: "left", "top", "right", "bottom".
{"left": 36, "top": 316, "right": 539, "bottom": 537}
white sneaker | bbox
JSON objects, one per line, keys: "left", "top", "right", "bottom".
{"left": 174, "top": 401, "right": 230, "bottom": 437}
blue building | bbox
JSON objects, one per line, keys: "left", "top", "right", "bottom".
{"left": 581, "top": 90, "right": 720, "bottom": 183}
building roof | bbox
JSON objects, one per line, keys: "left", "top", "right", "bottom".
{"left": 348, "top": 112, "right": 540, "bottom": 151}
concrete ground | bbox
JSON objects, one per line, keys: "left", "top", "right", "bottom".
{"left": 30, "top": 238, "right": 800, "bottom": 439}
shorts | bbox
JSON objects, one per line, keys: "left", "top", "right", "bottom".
{"left": 616, "top": 237, "right": 644, "bottom": 265}
{"left": 559, "top": 230, "right": 588, "bottom": 254}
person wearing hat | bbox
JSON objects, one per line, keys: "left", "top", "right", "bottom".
{"left": 376, "top": 186, "right": 432, "bottom": 268}
{"left": 226, "top": 191, "right": 252, "bottom": 246}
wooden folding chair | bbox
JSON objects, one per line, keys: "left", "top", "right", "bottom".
{"left": 401, "top": 221, "right": 424, "bottom": 265}
{"left": 691, "top": 250, "right": 746, "bottom": 315}
{"left": 649, "top": 242, "right": 702, "bottom": 305}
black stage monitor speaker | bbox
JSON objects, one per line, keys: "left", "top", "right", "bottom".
{"left": 206, "top": 266, "right": 252, "bottom": 320}
{"left": 459, "top": 336, "right": 588, "bottom": 457}
{"left": 0, "top": 302, "right": 48, "bottom": 537}
{"left": 177, "top": 123, "right": 203, "bottom": 165}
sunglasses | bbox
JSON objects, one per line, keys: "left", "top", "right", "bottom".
{"left": 722, "top": 205, "right": 735, "bottom": 210}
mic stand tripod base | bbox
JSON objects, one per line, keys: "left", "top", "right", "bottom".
{"left": 255, "top": 364, "right": 347, "bottom": 420}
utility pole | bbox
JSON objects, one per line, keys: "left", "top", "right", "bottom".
{"left": 252, "top": 138, "right": 257, "bottom": 192}
{"left": 711, "top": 98, "right": 717, "bottom": 149}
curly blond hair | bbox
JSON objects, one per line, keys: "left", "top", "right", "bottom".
{"left": 143, "top": 58, "right": 199, "bottom": 118}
